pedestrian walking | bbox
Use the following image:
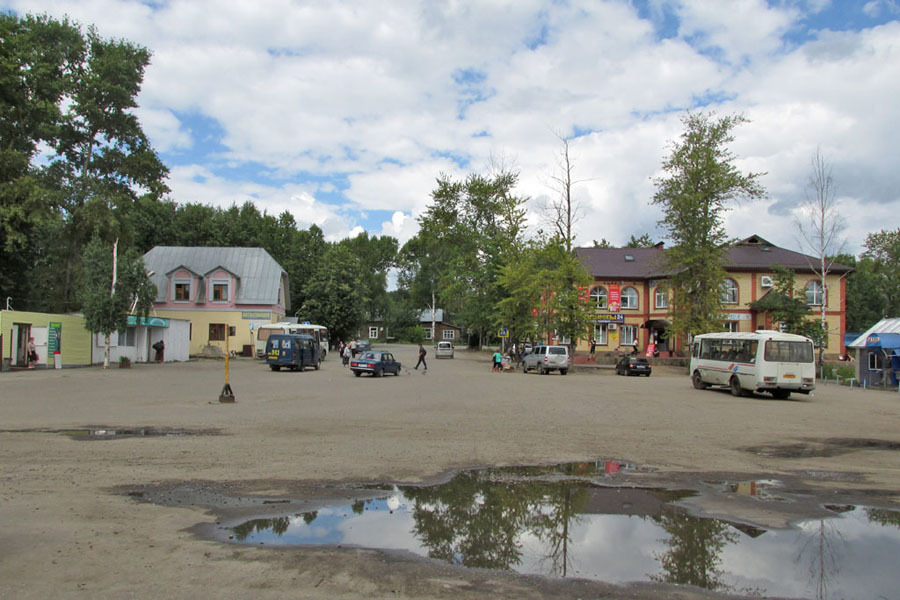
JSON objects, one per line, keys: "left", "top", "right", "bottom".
{"left": 414, "top": 343, "right": 427, "bottom": 371}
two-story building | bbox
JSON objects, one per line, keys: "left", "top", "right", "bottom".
{"left": 143, "top": 247, "right": 290, "bottom": 356}
{"left": 574, "top": 235, "right": 852, "bottom": 357}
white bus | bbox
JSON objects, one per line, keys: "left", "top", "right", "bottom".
{"left": 689, "top": 330, "right": 816, "bottom": 399}
{"left": 255, "top": 322, "right": 329, "bottom": 359}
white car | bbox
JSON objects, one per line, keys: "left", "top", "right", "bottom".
{"left": 522, "top": 345, "right": 570, "bottom": 375}
{"left": 435, "top": 341, "right": 454, "bottom": 358}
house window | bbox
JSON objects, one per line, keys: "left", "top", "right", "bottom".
{"left": 720, "top": 278, "right": 738, "bottom": 304}
{"left": 423, "top": 327, "right": 433, "bottom": 340}
{"left": 654, "top": 287, "right": 668, "bottom": 309}
{"left": 443, "top": 329, "right": 456, "bottom": 340}
{"left": 209, "top": 323, "right": 226, "bottom": 341}
{"left": 118, "top": 327, "right": 136, "bottom": 347}
{"left": 725, "top": 321, "right": 739, "bottom": 333}
{"left": 869, "top": 352, "right": 883, "bottom": 370}
{"left": 620, "top": 324, "right": 638, "bottom": 346}
{"left": 590, "top": 286, "right": 608, "bottom": 309}
{"left": 621, "top": 287, "right": 638, "bottom": 309}
{"left": 805, "top": 280, "right": 824, "bottom": 306}
{"left": 369, "top": 327, "right": 378, "bottom": 339}
{"left": 174, "top": 280, "right": 191, "bottom": 301}
{"left": 212, "top": 281, "right": 229, "bottom": 302}
{"left": 593, "top": 323, "right": 608, "bottom": 345}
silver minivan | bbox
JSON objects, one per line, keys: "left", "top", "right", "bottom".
{"left": 435, "top": 341, "right": 454, "bottom": 358}
{"left": 521, "top": 345, "right": 570, "bottom": 375}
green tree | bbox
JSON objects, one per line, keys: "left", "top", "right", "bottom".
{"left": 748, "top": 266, "right": 824, "bottom": 343}
{"left": 862, "top": 228, "right": 900, "bottom": 319}
{"left": 0, "top": 13, "right": 84, "bottom": 307}
{"left": 77, "top": 236, "right": 155, "bottom": 368}
{"left": 337, "top": 232, "right": 398, "bottom": 322}
{"left": 653, "top": 112, "right": 765, "bottom": 340}
{"left": 625, "top": 233, "right": 656, "bottom": 248}
{"left": 299, "top": 244, "right": 364, "bottom": 343}
{"left": 410, "top": 170, "right": 528, "bottom": 347}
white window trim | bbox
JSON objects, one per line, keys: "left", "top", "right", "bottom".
{"left": 590, "top": 286, "right": 608, "bottom": 309}
{"left": 805, "top": 281, "right": 825, "bottom": 306}
{"left": 654, "top": 288, "right": 668, "bottom": 309}
{"left": 620, "top": 324, "right": 638, "bottom": 346}
{"left": 368, "top": 327, "right": 378, "bottom": 338}
{"left": 621, "top": 287, "right": 638, "bottom": 310}
{"left": 721, "top": 279, "right": 738, "bottom": 304}
{"left": 593, "top": 323, "right": 608, "bottom": 345}
{"left": 423, "top": 327, "right": 433, "bottom": 340}
{"left": 442, "top": 329, "right": 455, "bottom": 340}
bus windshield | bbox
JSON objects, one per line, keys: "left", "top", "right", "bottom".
{"left": 764, "top": 340, "right": 814, "bottom": 363}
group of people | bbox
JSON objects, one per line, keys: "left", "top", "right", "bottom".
{"left": 336, "top": 339, "right": 357, "bottom": 366}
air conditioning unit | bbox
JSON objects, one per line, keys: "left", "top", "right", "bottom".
{"left": 760, "top": 275, "right": 774, "bottom": 288}
{"left": 608, "top": 323, "right": 618, "bottom": 331}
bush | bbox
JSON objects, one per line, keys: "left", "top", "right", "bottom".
{"left": 836, "top": 365, "right": 855, "bottom": 381}
{"left": 118, "top": 356, "right": 132, "bottom": 367}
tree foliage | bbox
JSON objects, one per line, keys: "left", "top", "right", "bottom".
{"left": 78, "top": 236, "right": 155, "bottom": 367}
{"left": 748, "top": 266, "right": 824, "bottom": 343}
{"left": 862, "top": 228, "right": 900, "bottom": 320}
{"left": 653, "top": 112, "right": 765, "bottom": 338}
{"left": 404, "top": 170, "right": 528, "bottom": 346}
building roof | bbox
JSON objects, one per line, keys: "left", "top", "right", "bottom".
{"left": 847, "top": 318, "right": 900, "bottom": 348}
{"left": 143, "top": 247, "right": 288, "bottom": 308}
{"left": 420, "top": 309, "right": 445, "bottom": 323}
{"left": 575, "top": 234, "right": 853, "bottom": 279}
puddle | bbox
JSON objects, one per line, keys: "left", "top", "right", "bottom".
{"left": 54, "top": 427, "right": 218, "bottom": 440}
{"left": 745, "top": 437, "right": 900, "bottom": 459}
{"left": 217, "top": 466, "right": 900, "bottom": 599}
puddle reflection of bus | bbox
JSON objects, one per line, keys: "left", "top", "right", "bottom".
{"left": 255, "top": 322, "right": 329, "bottom": 359}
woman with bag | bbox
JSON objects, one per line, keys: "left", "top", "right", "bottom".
{"left": 26, "top": 337, "right": 38, "bottom": 369}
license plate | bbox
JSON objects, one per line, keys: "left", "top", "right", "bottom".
{"left": 783, "top": 373, "right": 795, "bottom": 379}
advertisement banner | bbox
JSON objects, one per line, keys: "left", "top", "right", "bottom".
{"left": 589, "top": 313, "right": 625, "bottom": 323}
{"left": 608, "top": 284, "right": 621, "bottom": 312}
{"left": 49, "top": 322, "right": 62, "bottom": 353}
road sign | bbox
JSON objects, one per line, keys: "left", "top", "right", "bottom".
{"left": 499, "top": 328, "right": 508, "bottom": 338}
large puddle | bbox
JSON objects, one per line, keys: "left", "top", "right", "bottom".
{"left": 219, "top": 463, "right": 900, "bottom": 599}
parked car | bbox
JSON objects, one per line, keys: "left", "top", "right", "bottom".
{"left": 350, "top": 350, "right": 401, "bottom": 377}
{"left": 435, "top": 341, "right": 454, "bottom": 358}
{"left": 522, "top": 345, "right": 570, "bottom": 375}
{"left": 616, "top": 355, "right": 652, "bottom": 376}
{"left": 351, "top": 339, "right": 372, "bottom": 357}
{"left": 265, "top": 334, "right": 321, "bottom": 371}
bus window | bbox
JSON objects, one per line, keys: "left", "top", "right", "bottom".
{"left": 765, "top": 340, "right": 813, "bottom": 363}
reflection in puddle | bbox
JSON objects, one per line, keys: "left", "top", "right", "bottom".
{"left": 223, "top": 465, "right": 900, "bottom": 599}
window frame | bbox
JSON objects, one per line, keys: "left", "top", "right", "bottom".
{"left": 173, "top": 279, "right": 192, "bottom": 302}
{"left": 620, "top": 287, "right": 638, "bottom": 310}
{"left": 442, "top": 329, "right": 456, "bottom": 340}
{"left": 211, "top": 279, "right": 230, "bottom": 303}
{"left": 368, "top": 326, "right": 378, "bottom": 339}
{"left": 620, "top": 324, "right": 638, "bottom": 346}
{"left": 589, "top": 286, "right": 608, "bottom": 309}
{"left": 593, "top": 323, "right": 608, "bottom": 345}
{"left": 805, "top": 280, "right": 825, "bottom": 306}
{"left": 209, "top": 323, "right": 226, "bottom": 342}
{"left": 654, "top": 287, "right": 668, "bottom": 309}
{"left": 423, "top": 327, "right": 433, "bottom": 340}
{"left": 720, "top": 278, "right": 738, "bottom": 304}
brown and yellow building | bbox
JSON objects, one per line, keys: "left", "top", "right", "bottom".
{"left": 574, "top": 235, "right": 852, "bottom": 357}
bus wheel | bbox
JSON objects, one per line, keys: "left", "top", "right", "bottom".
{"left": 692, "top": 371, "right": 707, "bottom": 390}
{"left": 772, "top": 389, "right": 791, "bottom": 400}
{"left": 270, "top": 365, "right": 280, "bottom": 371}
{"left": 730, "top": 376, "right": 744, "bottom": 397}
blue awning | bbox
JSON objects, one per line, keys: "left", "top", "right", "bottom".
{"left": 864, "top": 333, "right": 900, "bottom": 349}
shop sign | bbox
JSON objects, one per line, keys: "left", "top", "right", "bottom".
{"left": 242, "top": 311, "right": 271, "bottom": 319}
{"left": 723, "top": 313, "right": 751, "bottom": 321}
{"left": 590, "top": 313, "right": 625, "bottom": 323}
{"left": 127, "top": 316, "right": 169, "bottom": 327}
{"left": 49, "top": 321, "right": 62, "bottom": 353}
{"left": 867, "top": 335, "right": 880, "bottom": 346}
{"left": 608, "top": 284, "right": 621, "bottom": 312}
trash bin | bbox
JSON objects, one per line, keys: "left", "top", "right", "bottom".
{"left": 53, "top": 352, "right": 62, "bottom": 369}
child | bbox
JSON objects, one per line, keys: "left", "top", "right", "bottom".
{"left": 492, "top": 350, "right": 502, "bottom": 372}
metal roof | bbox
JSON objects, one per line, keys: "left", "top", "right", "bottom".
{"left": 142, "top": 247, "right": 288, "bottom": 308}
{"left": 847, "top": 318, "right": 900, "bottom": 348}
{"left": 575, "top": 235, "right": 853, "bottom": 279}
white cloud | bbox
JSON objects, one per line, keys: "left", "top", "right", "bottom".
{"left": 8, "top": 0, "right": 898, "bottom": 256}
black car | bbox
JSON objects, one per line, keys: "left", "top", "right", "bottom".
{"left": 615, "top": 355, "right": 652, "bottom": 376}
{"left": 350, "top": 351, "right": 401, "bottom": 377}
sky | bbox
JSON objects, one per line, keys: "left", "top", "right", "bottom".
{"left": 6, "top": 0, "right": 900, "bottom": 255}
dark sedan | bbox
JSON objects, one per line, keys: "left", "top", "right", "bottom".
{"left": 350, "top": 351, "right": 401, "bottom": 377}
{"left": 615, "top": 355, "right": 652, "bottom": 377}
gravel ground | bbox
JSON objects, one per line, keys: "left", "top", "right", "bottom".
{"left": 1, "top": 344, "right": 899, "bottom": 599}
